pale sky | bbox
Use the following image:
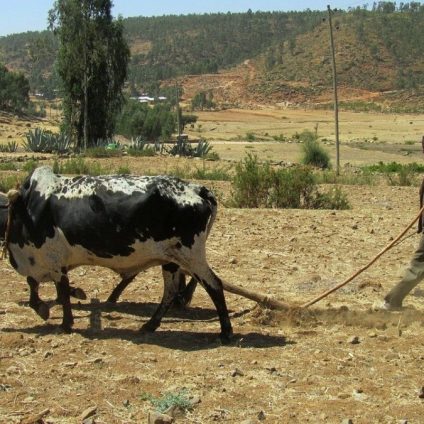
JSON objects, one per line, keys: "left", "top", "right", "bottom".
{"left": 0, "top": 0, "right": 367, "bottom": 37}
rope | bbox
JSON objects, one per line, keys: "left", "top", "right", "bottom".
{"left": 302, "top": 203, "right": 424, "bottom": 308}
{"left": 1, "top": 189, "right": 20, "bottom": 260}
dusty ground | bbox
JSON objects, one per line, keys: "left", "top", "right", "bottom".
{"left": 1, "top": 108, "right": 424, "bottom": 423}
{"left": 1, "top": 174, "right": 424, "bottom": 423}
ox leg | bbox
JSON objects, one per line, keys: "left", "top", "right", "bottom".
{"left": 54, "top": 284, "right": 87, "bottom": 302}
{"left": 177, "top": 277, "right": 198, "bottom": 307}
{"left": 192, "top": 266, "right": 233, "bottom": 344}
{"left": 56, "top": 274, "right": 74, "bottom": 333}
{"left": 106, "top": 274, "right": 137, "bottom": 303}
{"left": 141, "top": 263, "right": 181, "bottom": 332}
{"left": 26, "top": 277, "right": 49, "bottom": 321}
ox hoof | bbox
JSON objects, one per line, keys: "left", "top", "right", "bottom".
{"left": 36, "top": 302, "right": 50, "bottom": 321}
{"left": 71, "top": 287, "right": 87, "bottom": 300}
{"left": 140, "top": 321, "right": 159, "bottom": 333}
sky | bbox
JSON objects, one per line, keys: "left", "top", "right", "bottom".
{"left": 0, "top": 0, "right": 367, "bottom": 37}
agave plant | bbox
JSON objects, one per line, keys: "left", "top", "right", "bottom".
{"left": 23, "top": 128, "right": 49, "bottom": 152}
{"left": 192, "top": 139, "right": 213, "bottom": 158}
{"left": 168, "top": 137, "right": 194, "bottom": 157}
{"left": 0, "top": 141, "right": 18, "bottom": 153}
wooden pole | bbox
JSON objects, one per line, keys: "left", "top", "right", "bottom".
{"left": 302, "top": 204, "right": 424, "bottom": 308}
{"left": 221, "top": 279, "right": 290, "bottom": 311}
{"left": 327, "top": 5, "right": 340, "bottom": 175}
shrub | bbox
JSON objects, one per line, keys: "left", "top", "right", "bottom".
{"left": 311, "top": 186, "right": 351, "bottom": 209}
{"left": 191, "top": 163, "right": 232, "bottom": 181}
{"left": 270, "top": 167, "right": 316, "bottom": 208}
{"left": 22, "top": 159, "right": 39, "bottom": 174}
{"left": 300, "top": 131, "right": 331, "bottom": 169}
{"left": 116, "top": 165, "right": 131, "bottom": 175}
{"left": 232, "top": 153, "right": 349, "bottom": 210}
{"left": 246, "top": 132, "right": 256, "bottom": 142}
{"left": 232, "top": 153, "right": 273, "bottom": 207}
{"left": 0, "top": 175, "right": 21, "bottom": 192}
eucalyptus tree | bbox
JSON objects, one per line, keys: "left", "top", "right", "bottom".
{"left": 49, "top": 0, "right": 130, "bottom": 148}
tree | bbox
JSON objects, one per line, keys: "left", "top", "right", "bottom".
{"left": 49, "top": 0, "right": 130, "bottom": 148}
{"left": 0, "top": 64, "right": 30, "bottom": 112}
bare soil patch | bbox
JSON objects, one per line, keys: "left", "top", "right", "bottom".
{"left": 1, "top": 108, "right": 424, "bottom": 423}
{"left": 1, "top": 178, "right": 424, "bottom": 423}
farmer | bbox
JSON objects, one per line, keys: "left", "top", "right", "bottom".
{"left": 382, "top": 168, "right": 424, "bottom": 310}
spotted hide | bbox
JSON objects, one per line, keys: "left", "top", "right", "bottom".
{"left": 4, "top": 166, "right": 232, "bottom": 342}
{"left": 0, "top": 191, "right": 197, "bottom": 312}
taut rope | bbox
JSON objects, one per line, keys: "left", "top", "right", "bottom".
{"left": 1, "top": 189, "right": 20, "bottom": 259}
{"left": 302, "top": 203, "right": 424, "bottom": 308}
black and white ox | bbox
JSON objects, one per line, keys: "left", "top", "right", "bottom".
{"left": 0, "top": 191, "right": 197, "bottom": 307}
{"left": 1, "top": 166, "right": 232, "bottom": 342}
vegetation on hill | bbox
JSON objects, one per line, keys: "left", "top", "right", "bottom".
{"left": 1, "top": 3, "right": 424, "bottom": 109}
{"left": 0, "top": 64, "right": 29, "bottom": 112}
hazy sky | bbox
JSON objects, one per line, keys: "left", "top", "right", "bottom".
{"left": 0, "top": 0, "right": 366, "bottom": 37}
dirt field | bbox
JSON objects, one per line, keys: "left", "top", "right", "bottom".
{"left": 1, "top": 109, "right": 424, "bottom": 423}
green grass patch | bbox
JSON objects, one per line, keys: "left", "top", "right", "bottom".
{"left": 0, "top": 162, "right": 18, "bottom": 171}
{"left": 0, "top": 175, "right": 22, "bottom": 192}
{"left": 140, "top": 389, "right": 193, "bottom": 414}
{"left": 52, "top": 158, "right": 108, "bottom": 176}
{"left": 85, "top": 147, "right": 122, "bottom": 158}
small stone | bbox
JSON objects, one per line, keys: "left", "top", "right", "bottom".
{"left": 368, "top": 331, "right": 377, "bottom": 338}
{"left": 6, "top": 366, "right": 19, "bottom": 375}
{"left": 79, "top": 405, "right": 97, "bottom": 421}
{"left": 352, "top": 224, "right": 358, "bottom": 230}
{"left": 189, "top": 395, "right": 201, "bottom": 406}
{"left": 229, "top": 257, "right": 237, "bottom": 264}
{"left": 257, "top": 410, "right": 266, "bottom": 421}
{"left": 123, "top": 399, "right": 130, "bottom": 407}
{"left": 341, "top": 419, "right": 353, "bottom": 424}
{"left": 338, "top": 393, "right": 350, "bottom": 399}
{"left": 399, "top": 420, "right": 408, "bottom": 424}
{"left": 348, "top": 336, "right": 360, "bottom": 344}
{"left": 231, "top": 368, "right": 244, "bottom": 377}
{"left": 419, "top": 387, "right": 424, "bottom": 399}
{"left": 148, "top": 411, "right": 174, "bottom": 424}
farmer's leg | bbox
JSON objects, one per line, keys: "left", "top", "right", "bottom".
{"left": 384, "top": 235, "right": 424, "bottom": 307}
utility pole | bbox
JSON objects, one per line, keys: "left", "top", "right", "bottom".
{"left": 327, "top": 5, "right": 340, "bottom": 175}
{"left": 175, "top": 82, "right": 181, "bottom": 138}
{"left": 83, "top": 1, "right": 89, "bottom": 151}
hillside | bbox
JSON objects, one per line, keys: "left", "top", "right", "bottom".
{"left": 1, "top": 6, "right": 424, "bottom": 109}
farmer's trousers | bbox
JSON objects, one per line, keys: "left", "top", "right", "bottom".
{"left": 384, "top": 233, "right": 424, "bottom": 306}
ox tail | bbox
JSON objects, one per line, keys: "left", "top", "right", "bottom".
{"left": 419, "top": 177, "right": 424, "bottom": 233}
{"left": 199, "top": 186, "right": 218, "bottom": 238}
